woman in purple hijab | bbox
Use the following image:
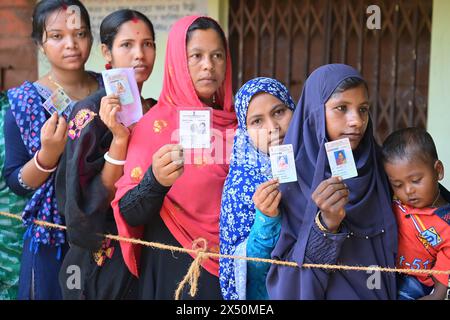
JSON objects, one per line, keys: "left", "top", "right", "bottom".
{"left": 266, "top": 64, "right": 398, "bottom": 300}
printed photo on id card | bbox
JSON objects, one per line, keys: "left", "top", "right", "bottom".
{"left": 325, "top": 138, "right": 358, "bottom": 180}
{"left": 179, "top": 109, "right": 211, "bottom": 149}
{"left": 104, "top": 71, "right": 134, "bottom": 105}
{"left": 269, "top": 144, "right": 297, "bottom": 183}
{"left": 102, "top": 68, "right": 143, "bottom": 127}
{"left": 43, "top": 88, "right": 72, "bottom": 115}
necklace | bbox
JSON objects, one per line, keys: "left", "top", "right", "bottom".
{"left": 48, "top": 73, "right": 91, "bottom": 101}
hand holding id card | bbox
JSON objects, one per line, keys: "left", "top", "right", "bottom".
{"left": 178, "top": 109, "right": 211, "bottom": 149}
{"left": 269, "top": 144, "right": 298, "bottom": 183}
{"left": 102, "top": 68, "right": 142, "bottom": 127}
{"left": 325, "top": 138, "right": 358, "bottom": 180}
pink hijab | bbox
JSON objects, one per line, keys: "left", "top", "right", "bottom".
{"left": 112, "top": 15, "right": 237, "bottom": 277}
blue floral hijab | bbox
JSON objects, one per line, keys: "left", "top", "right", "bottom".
{"left": 219, "top": 77, "right": 295, "bottom": 300}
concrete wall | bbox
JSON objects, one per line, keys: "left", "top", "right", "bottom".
{"left": 428, "top": 0, "right": 450, "bottom": 188}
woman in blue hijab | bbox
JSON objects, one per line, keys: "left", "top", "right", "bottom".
{"left": 267, "top": 64, "right": 398, "bottom": 300}
{"left": 220, "top": 77, "right": 296, "bottom": 300}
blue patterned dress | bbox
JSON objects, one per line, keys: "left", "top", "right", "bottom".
{"left": 3, "top": 73, "right": 102, "bottom": 299}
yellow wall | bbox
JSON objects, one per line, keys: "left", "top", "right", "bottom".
{"left": 428, "top": 0, "right": 450, "bottom": 188}
{"left": 38, "top": 0, "right": 229, "bottom": 100}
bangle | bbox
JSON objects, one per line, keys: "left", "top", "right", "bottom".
{"left": 104, "top": 152, "right": 126, "bottom": 166}
{"left": 315, "top": 211, "right": 329, "bottom": 232}
{"left": 33, "top": 150, "right": 57, "bottom": 173}
{"left": 315, "top": 211, "right": 340, "bottom": 233}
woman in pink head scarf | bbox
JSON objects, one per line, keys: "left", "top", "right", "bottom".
{"left": 111, "top": 15, "right": 237, "bottom": 299}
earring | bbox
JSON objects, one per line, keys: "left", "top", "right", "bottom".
{"left": 212, "top": 94, "right": 216, "bottom": 105}
{"left": 105, "top": 62, "right": 112, "bottom": 70}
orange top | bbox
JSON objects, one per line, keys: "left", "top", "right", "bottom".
{"left": 393, "top": 200, "right": 450, "bottom": 287}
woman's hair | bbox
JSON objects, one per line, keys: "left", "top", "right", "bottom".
{"left": 186, "top": 17, "right": 227, "bottom": 50}
{"left": 31, "top": 0, "right": 92, "bottom": 45}
{"left": 330, "top": 77, "right": 368, "bottom": 99}
{"left": 100, "top": 9, "right": 155, "bottom": 50}
{"left": 381, "top": 127, "right": 438, "bottom": 166}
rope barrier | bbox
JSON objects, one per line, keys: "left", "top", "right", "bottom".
{"left": 1, "top": 210, "right": 449, "bottom": 299}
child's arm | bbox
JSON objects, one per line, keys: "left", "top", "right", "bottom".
{"left": 418, "top": 276, "right": 448, "bottom": 300}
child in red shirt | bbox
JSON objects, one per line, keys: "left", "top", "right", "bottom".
{"left": 382, "top": 127, "right": 450, "bottom": 300}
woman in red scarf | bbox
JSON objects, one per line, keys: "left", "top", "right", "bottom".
{"left": 111, "top": 15, "right": 237, "bottom": 299}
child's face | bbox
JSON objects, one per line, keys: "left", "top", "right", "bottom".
{"left": 246, "top": 93, "right": 293, "bottom": 154}
{"left": 384, "top": 158, "right": 444, "bottom": 208}
{"left": 325, "top": 84, "right": 369, "bottom": 150}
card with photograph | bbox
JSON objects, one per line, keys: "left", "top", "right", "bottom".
{"left": 102, "top": 68, "right": 142, "bottom": 127}
{"left": 269, "top": 144, "right": 297, "bottom": 183}
{"left": 178, "top": 109, "right": 211, "bottom": 149}
{"left": 43, "top": 88, "right": 72, "bottom": 115}
{"left": 103, "top": 70, "right": 134, "bottom": 105}
{"left": 325, "top": 138, "right": 358, "bottom": 180}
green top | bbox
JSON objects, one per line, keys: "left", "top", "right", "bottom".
{"left": 0, "top": 92, "right": 30, "bottom": 300}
